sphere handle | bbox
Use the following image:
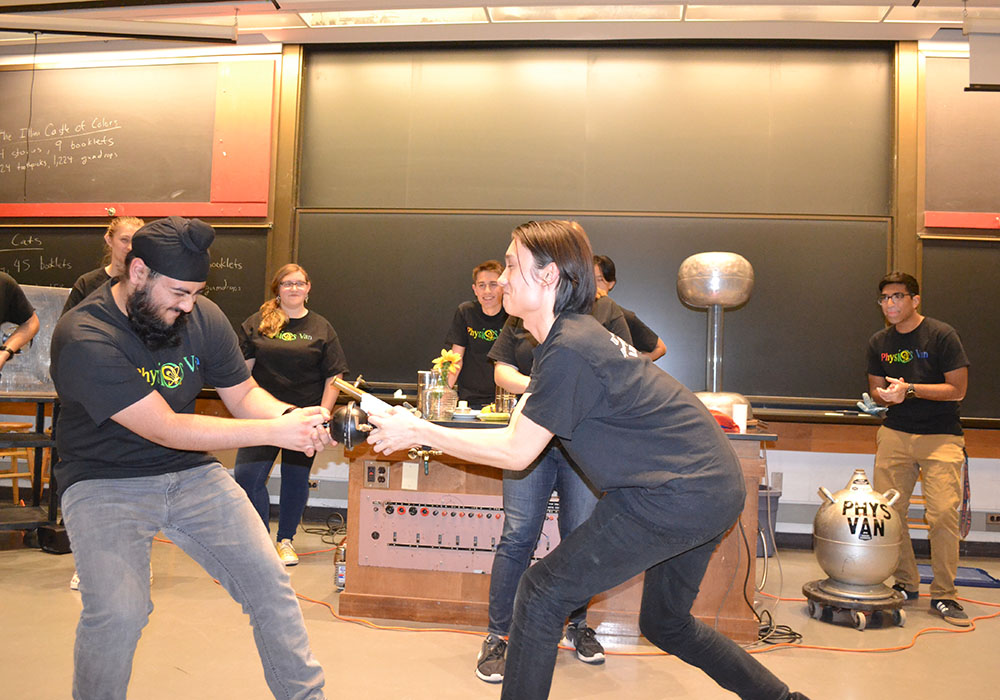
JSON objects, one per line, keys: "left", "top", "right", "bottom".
{"left": 883, "top": 488, "right": 900, "bottom": 507}
{"left": 818, "top": 487, "right": 836, "bottom": 504}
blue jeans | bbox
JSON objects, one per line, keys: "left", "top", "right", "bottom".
{"left": 61, "top": 464, "right": 325, "bottom": 700}
{"left": 234, "top": 445, "right": 316, "bottom": 542}
{"left": 488, "top": 441, "right": 600, "bottom": 637}
{"left": 501, "top": 480, "right": 790, "bottom": 700}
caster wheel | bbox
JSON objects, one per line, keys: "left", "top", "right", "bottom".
{"left": 893, "top": 609, "right": 906, "bottom": 627}
{"left": 852, "top": 610, "right": 867, "bottom": 631}
{"left": 807, "top": 600, "right": 817, "bottom": 618}
{"left": 820, "top": 606, "right": 833, "bottom": 623}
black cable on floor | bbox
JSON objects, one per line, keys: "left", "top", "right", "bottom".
{"left": 301, "top": 511, "right": 347, "bottom": 546}
{"left": 757, "top": 608, "right": 803, "bottom": 645}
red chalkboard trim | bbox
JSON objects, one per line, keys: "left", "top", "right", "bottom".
{"left": 925, "top": 211, "right": 1000, "bottom": 229}
{"left": 0, "top": 202, "right": 267, "bottom": 217}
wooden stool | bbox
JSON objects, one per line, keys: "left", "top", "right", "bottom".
{"left": 0, "top": 422, "right": 35, "bottom": 505}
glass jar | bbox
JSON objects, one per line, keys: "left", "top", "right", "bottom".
{"left": 422, "top": 368, "right": 458, "bottom": 421}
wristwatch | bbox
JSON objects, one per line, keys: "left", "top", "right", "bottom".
{"left": 0, "top": 345, "right": 14, "bottom": 361}
{"left": 905, "top": 383, "right": 916, "bottom": 399}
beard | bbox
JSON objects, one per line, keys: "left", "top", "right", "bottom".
{"left": 127, "top": 282, "right": 189, "bottom": 351}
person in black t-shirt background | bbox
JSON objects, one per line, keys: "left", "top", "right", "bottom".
{"left": 61, "top": 216, "right": 145, "bottom": 315}
{"left": 444, "top": 259, "right": 508, "bottom": 409}
{"left": 866, "top": 271, "right": 971, "bottom": 627}
{"left": 0, "top": 271, "right": 40, "bottom": 377}
{"left": 366, "top": 220, "right": 807, "bottom": 700}
{"left": 474, "top": 294, "right": 632, "bottom": 683}
{"left": 60, "top": 217, "right": 147, "bottom": 591}
{"left": 593, "top": 254, "right": 666, "bottom": 361}
{"left": 235, "top": 264, "right": 349, "bottom": 566}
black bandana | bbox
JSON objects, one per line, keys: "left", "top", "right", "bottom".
{"left": 131, "top": 216, "right": 214, "bottom": 282}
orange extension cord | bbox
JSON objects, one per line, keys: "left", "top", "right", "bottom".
{"left": 153, "top": 535, "right": 1000, "bottom": 658}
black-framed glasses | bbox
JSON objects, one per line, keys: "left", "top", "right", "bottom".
{"left": 279, "top": 280, "right": 308, "bottom": 290}
{"left": 876, "top": 292, "right": 913, "bottom": 305}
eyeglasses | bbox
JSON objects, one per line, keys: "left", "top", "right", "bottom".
{"left": 475, "top": 282, "right": 499, "bottom": 291}
{"left": 279, "top": 280, "right": 308, "bottom": 290}
{"left": 876, "top": 292, "right": 913, "bottom": 305}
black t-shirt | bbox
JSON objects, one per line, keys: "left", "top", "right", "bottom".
{"left": 444, "top": 300, "right": 507, "bottom": 406}
{"left": 591, "top": 296, "right": 632, "bottom": 345}
{"left": 0, "top": 272, "right": 35, "bottom": 326}
{"left": 866, "top": 317, "right": 969, "bottom": 436}
{"left": 489, "top": 298, "right": 634, "bottom": 377}
{"left": 51, "top": 282, "right": 251, "bottom": 495}
{"left": 522, "top": 313, "right": 742, "bottom": 496}
{"left": 622, "top": 307, "right": 660, "bottom": 354}
{"left": 239, "top": 310, "right": 349, "bottom": 408}
{"left": 62, "top": 267, "right": 112, "bottom": 315}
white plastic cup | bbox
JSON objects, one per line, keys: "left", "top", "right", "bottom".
{"left": 732, "top": 403, "right": 748, "bottom": 434}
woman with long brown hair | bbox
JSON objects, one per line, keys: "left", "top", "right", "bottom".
{"left": 234, "top": 263, "right": 348, "bottom": 565}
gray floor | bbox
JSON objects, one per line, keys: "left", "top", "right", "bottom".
{"left": 2, "top": 526, "right": 999, "bottom": 700}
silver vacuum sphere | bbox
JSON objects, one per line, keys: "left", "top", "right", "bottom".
{"left": 676, "top": 252, "right": 754, "bottom": 309}
{"left": 813, "top": 469, "right": 902, "bottom": 587}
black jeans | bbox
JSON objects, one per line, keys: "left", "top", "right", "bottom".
{"left": 501, "top": 483, "right": 790, "bottom": 700}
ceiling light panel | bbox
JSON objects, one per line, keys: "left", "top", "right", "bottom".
{"left": 300, "top": 8, "right": 489, "bottom": 27}
{"left": 488, "top": 5, "right": 683, "bottom": 23}
{"left": 685, "top": 5, "right": 889, "bottom": 23}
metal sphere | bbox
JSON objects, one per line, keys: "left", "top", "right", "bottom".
{"left": 330, "top": 401, "right": 370, "bottom": 450}
{"left": 676, "top": 252, "right": 754, "bottom": 308}
{"left": 813, "top": 469, "right": 901, "bottom": 587}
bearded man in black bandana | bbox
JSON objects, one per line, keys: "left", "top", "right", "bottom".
{"left": 51, "top": 216, "right": 331, "bottom": 700}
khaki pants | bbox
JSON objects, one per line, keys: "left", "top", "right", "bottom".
{"left": 873, "top": 426, "right": 965, "bottom": 599}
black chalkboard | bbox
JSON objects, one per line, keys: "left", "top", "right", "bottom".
{"left": 0, "top": 62, "right": 216, "bottom": 204}
{"left": 921, "top": 239, "right": 998, "bottom": 419}
{"left": 298, "top": 212, "right": 888, "bottom": 401}
{"left": 0, "top": 225, "right": 268, "bottom": 328}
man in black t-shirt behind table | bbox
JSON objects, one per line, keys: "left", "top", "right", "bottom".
{"left": 51, "top": 217, "right": 330, "bottom": 698}
{"left": 0, "top": 272, "right": 40, "bottom": 378}
{"left": 866, "top": 271, "right": 971, "bottom": 627}
{"left": 593, "top": 254, "right": 666, "bottom": 360}
{"left": 444, "top": 259, "right": 508, "bottom": 409}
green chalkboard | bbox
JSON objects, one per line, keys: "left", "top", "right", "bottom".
{"left": 0, "top": 225, "right": 268, "bottom": 328}
{"left": 298, "top": 212, "right": 889, "bottom": 401}
{"left": 0, "top": 62, "right": 217, "bottom": 205}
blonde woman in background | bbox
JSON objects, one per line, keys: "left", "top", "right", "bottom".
{"left": 64, "top": 215, "right": 144, "bottom": 591}
{"left": 61, "top": 216, "right": 144, "bottom": 315}
{"left": 235, "top": 264, "right": 349, "bottom": 565}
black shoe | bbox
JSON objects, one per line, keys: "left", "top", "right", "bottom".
{"left": 930, "top": 599, "right": 971, "bottom": 627}
{"left": 563, "top": 623, "right": 605, "bottom": 664}
{"left": 892, "top": 582, "right": 918, "bottom": 601}
{"left": 476, "top": 634, "right": 506, "bottom": 683}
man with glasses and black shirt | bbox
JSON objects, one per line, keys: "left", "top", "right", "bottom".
{"left": 865, "top": 271, "right": 971, "bottom": 627}
{"left": 444, "top": 260, "right": 508, "bottom": 410}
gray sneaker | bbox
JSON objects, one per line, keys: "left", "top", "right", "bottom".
{"left": 563, "top": 623, "right": 605, "bottom": 664}
{"left": 931, "top": 599, "right": 970, "bottom": 627}
{"left": 476, "top": 634, "right": 506, "bottom": 683}
{"left": 892, "top": 582, "right": 918, "bottom": 602}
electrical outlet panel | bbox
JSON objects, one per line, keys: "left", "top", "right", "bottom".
{"left": 364, "top": 460, "right": 390, "bottom": 488}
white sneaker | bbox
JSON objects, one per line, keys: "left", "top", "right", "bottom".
{"left": 276, "top": 539, "right": 299, "bottom": 566}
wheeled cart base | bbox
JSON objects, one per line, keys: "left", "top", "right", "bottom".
{"left": 802, "top": 578, "right": 907, "bottom": 631}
